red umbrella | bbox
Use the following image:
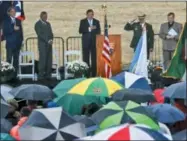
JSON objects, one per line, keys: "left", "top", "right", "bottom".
{"left": 151, "top": 89, "right": 165, "bottom": 105}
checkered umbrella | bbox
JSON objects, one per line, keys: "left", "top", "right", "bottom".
{"left": 19, "top": 107, "right": 86, "bottom": 140}
{"left": 91, "top": 124, "right": 172, "bottom": 140}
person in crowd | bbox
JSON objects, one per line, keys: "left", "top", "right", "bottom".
{"left": 81, "top": 103, "right": 101, "bottom": 117}
{"left": 79, "top": 9, "right": 101, "bottom": 77}
{"left": 159, "top": 12, "right": 182, "bottom": 70}
{"left": 10, "top": 107, "right": 31, "bottom": 141}
{"left": 35, "top": 11, "right": 53, "bottom": 80}
{"left": 43, "top": 100, "right": 58, "bottom": 108}
{"left": 3, "top": 7, "right": 23, "bottom": 79}
{"left": 172, "top": 99, "right": 187, "bottom": 132}
{"left": 26, "top": 100, "right": 37, "bottom": 112}
{"left": 124, "top": 14, "right": 154, "bottom": 59}
{"left": 6, "top": 99, "right": 20, "bottom": 126}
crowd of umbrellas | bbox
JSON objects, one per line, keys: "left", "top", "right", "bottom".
{"left": 0, "top": 71, "right": 186, "bottom": 140}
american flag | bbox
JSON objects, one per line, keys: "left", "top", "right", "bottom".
{"left": 12, "top": 0, "right": 25, "bottom": 21}
{"left": 102, "top": 14, "right": 112, "bottom": 78}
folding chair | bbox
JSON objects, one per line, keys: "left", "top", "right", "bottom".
{"left": 18, "top": 51, "right": 35, "bottom": 81}
{"left": 64, "top": 50, "right": 82, "bottom": 79}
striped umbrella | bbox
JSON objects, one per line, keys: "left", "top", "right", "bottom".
{"left": 66, "top": 77, "right": 123, "bottom": 97}
{"left": 19, "top": 107, "right": 86, "bottom": 140}
{"left": 91, "top": 124, "right": 172, "bottom": 140}
{"left": 91, "top": 101, "right": 159, "bottom": 131}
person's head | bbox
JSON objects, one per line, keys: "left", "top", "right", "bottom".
{"left": 167, "top": 12, "right": 175, "bottom": 23}
{"left": 175, "top": 98, "right": 185, "bottom": 105}
{"left": 7, "top": 99, "right": 18, "bottom": 113}
{"left": 7, "top": 7, "right": 16, "bottom": 18}
{"left": 40, "top": 11, "right": 48, "bottom": 21}
{"left": 83, "top": 103, "right": 101, "bottom": 116}
{"left": 20, "top": 107, "right": 31, "bottom": 117}
{"left": 27, "top": 100, "right": 37, "bottom": 107}
{"left": 138, "top": 14, "right": 146, "bottom": 23}
{"left": 86, "top": 9, "right": 94, "bottom": 20}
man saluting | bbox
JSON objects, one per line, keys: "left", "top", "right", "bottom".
{"left": 124, "top": 14, "right": 154, "bottom": 59}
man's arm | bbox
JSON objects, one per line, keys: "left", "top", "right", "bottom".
{"left": 48, "top": 22, "right": 53, "bottom": 40}
{"left": 3, "top": 20, "right": 14, "bottom": 37}
{"left": 34, "top": 22, "right": 47, "bottom": 43}
{"left": 149, "top": 24, "right": 154, "bottom": 49}
{"left": 124, "top": 22, "right": 134, "bottom": 31}
{"left": 159, "top": 24, "right": 167, "bottom": 40}
{"left": 79, "top": 19, "right": 88, "bottom": 34}
{"left": 96, "top": 20, "right": 101, "bottom": 34}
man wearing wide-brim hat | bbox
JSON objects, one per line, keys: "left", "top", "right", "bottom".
{"left": 124, "top": 13, "right": 154, "bottom": 59}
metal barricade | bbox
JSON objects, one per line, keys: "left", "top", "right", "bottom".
{"left": 25, "top": 37, "right": 65, "bottom": 67}
{"left": 65, "top": 36, "right": 82, "bottom": 62}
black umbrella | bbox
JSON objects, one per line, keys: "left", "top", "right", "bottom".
{"left": 112, "top": 88, "right": 156, "bottom": 103}
{"left": 0, "top": 99, "right": 10, "bottom": 118}
{"left": 0, "top": 118, "right": 13, "bottom": 133}
{"left": 9, "top": 84, "right": 55, "bottom": 101}
{"left": 73, "top": 115, "right": 96, "bottom": 128}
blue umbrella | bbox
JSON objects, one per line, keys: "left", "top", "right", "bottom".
{"left": 163, "top": 81, "right": 186, "bottom": 99}
{"left": 111, "top": 71, "right": 152, "bottom": 91}
{"left": 146, "top": 104, "right": 185, "bottom": 123}
{"left": 172, "top": 129, "right": 187, "bottom": 140}
{"left": 0, "top": 118, "right": 13, "bottom": 133}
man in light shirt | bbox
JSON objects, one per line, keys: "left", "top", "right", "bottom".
{"left": 124, "top": 14, "right": 154, "bottom": 59}
{"left": 159, "top": 12, "right": 182, "bottom": 70}
{"left": 79, "top": 9, "right": 101, "bottom": 77}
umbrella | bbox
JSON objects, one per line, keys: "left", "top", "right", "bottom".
{"left": 9, "top": 84, "right": 55, "bottom": 101}
{"left": 146, "top": 104, "right": 185, "bottom": 123}
{"left": 53, "top": 78, "right": 86, "bottom": 97}
{"left": 66, "top": 77, "right": 123, "bottom": 97}
{"left": 150, "top": 89, "right": 165, "bottom": 105}
{"left": 172, "top": 129, "right": 187, "bottom": 140}
{"left": 91, "top": 101, "right": 159, "bottom": 131}
{"left": 90, "top": 124, "right": 172, "bottom": 140}
{"left": 0, "top": 133, "right": 15, "bottom": 140}
{"left": 54, "top": 93, "right": 106, "bottom": 116}
{"left": 19, "top": 107, "right": 86, "bottom": 140}
{"left": 0, "top": 84, "right": 14, "bottom": 100}
{"left": 112, "top": 88, "right": 155, "bottom": 103}
{"left": 0, "top": 118, "right": 13, "bottom": 133}
{"left": 163, "top": 81, "right": 186, "bottom": 99}
{"left": 0, "top": 99, "right": 10, "bottom": 118}
{"left": 111, "top": 71, "right": 152, "bottom": 91}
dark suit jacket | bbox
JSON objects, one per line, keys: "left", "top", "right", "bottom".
{"left": 124, "top": 22, "right": 154, "bottom": 49}
{"left": 79, "top": 18, "right": 101, "bottom": 48}
{"left": 34, "top": 20, "right": 53, "bottom": 47}
{"left": 3, "top": 17, "right": 23, "bottom": 49}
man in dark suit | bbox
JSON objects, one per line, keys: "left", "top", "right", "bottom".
{"left": 35, "top": 11, "right": 53, "bottom": 80}
{"left": 3, "top": 7, "right": 23, "bottom": 78}
{"left": 79, "top": 9, "right": 101, "bottom": 77}
{"left": 124, "top": 14, "right": 154, "bottom": 59}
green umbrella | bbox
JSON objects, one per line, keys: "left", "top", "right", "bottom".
{"left": 54, "top": 93, "right": 106, "bottom": 116}
{"left": 53, "top": 78, "right": 86, "bottom": 97}
{"left": 91, "top": 101, "right": 160, "bottom": 131}
{"left": 0, "top": 133, "right": 15, "bottom": 140}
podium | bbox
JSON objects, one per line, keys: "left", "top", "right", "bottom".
{"left": 96, "top": 34, "right": 121, "bottom": 77}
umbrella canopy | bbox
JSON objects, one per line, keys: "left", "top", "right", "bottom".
{"left": 91, "top": 101, "right": 159, "bottom": 131}
{"left": 53, "top": 78, "right": 86, "bottom": 97}
{"left": 54, "top": 93, "right": 106, "bottom": 116}
{"left": 73, "top": 115, "right": 97, "bottom": 128}
{"left": 66, "top": 77, "right": 123, "bottom": 97}
{"left": 172, "top": 129, "right": 187, "bottom": 140}
{"left": 19, "top": 107, "right": 86, "bottom": 140}
{"left": 146, "top": 104, "right": 185, "bottom": 123}
{"left": 90, "top": 124, "right": 171, "bottom": 140}
{"left": 0, "top": 99, "right": 10, "bottom": 118}
{"left": 9, "top": 84, "right": 55, "bottom": 101}
{"left": 0, "top": 84, "right": 14, "bottom": 101}
{"left": 0, "top": 133, "right": 15, "bottom": 140}
{"left": 112, "top": 88, "right": 155, "bottom": 103}
{"left": 0, "top": 118, "right": 13, "bottom": 133}
{"left": 163, "top": 81, "right": 186, "bottom": 99}
{"left": 111, "top": 71, "right": 152, "bottom": 91}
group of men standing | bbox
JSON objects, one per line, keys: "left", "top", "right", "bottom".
{"left": 2, "top": 6, "right": 183, "bottom": 79}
